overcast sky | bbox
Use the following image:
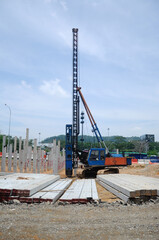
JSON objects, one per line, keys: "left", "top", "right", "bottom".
{"left": 0, "top": 0, "right": 159, "bottom": 141}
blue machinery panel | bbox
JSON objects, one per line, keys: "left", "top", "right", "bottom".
{"left": 87, "top": 148, "right": 105, "bottom": 166}
{"left": 65, "top": 124, "right": 73, "bottom": 177}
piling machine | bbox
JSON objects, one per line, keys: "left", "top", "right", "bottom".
{"left": 65, "top": 28, "right": 131, "bottom": 178}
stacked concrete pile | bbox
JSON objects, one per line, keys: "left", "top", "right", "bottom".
{"left": 27, "top": 178, "right": 72, "bottom": 203}
{"left": 0, "top": 173, "right": 72, "bottom": 203}
{"left": 60, "top": 179, "right": 99, "bottom": 203}
{"left": 97, "top": 174, "right": 159, "bottom": 203}
{"left": 0, "top": 174, "right": 100, "bottom": 204}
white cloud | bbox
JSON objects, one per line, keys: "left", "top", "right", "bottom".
{"left": 133, "top": 127, "right": 142, "bottom": 131}
{"left": 39, "top": 79, "right": 70, "bottom": 98}
{"left": 21, "top": 80, "right": 31, "bottom": 89}
{"left": 60, "top": 1, "right": 68, "bottom": 11}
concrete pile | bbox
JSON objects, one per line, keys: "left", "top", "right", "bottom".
{"left": 0, "top": 173, "right": 100, "bottom": 204}
{"left": 0, "top": 173, "right": 61, "bottom": 202}
{"left": 19, "top": 179, "right": 72, "bottom": 203}
{"left": 60, "top": 179, "right": 99, "bottom": 203}
{"left": 97, "top": 174, "right": 159, "bottom": 203}
{"left": 1, "top": 128, "right": 65, "bottom": 175}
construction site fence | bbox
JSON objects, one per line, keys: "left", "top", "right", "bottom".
{"left": 131, "top": 158, "right": 159, "bottom": 164}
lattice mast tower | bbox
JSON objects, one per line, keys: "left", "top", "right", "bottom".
{"left": 72, "top": 28, "right": 80, "bottom": 169}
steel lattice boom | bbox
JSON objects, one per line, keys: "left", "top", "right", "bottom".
{"left": 72, "top": 28, "right": 79, "bottom": 168}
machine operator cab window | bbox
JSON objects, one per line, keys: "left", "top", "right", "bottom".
{"left": 100, "top": 150, "right": 105, "bottom": 160}
{"left": 89, "top": 149, "right": 105, "bottom": 161}
{"left": 89, "top": 150, "right": 99, "bottom": 161}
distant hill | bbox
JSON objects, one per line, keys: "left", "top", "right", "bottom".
{"left": 42, "top": 135, "right": 65, "bottom": 143}
{"left": 42, "top": 135, "right": 140, "bottom": 143}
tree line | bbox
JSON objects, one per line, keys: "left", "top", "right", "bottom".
{"left": 1, "top": 134, "right": 159, "bottom": 156}
{"left": 0, "top": 135, "right": 33, "bottom": 152}
{"left": 42, "top": 135, "right": 159, "bottom": 156}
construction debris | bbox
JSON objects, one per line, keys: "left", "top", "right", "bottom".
{"left": 60, "top": 179, "right": 99, "bottom": 203}
{"left": 97, "top": 174, "right": 159, "bottom": 203}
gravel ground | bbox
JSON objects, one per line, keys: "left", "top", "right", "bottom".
{"left": 0, "top": 165, "right": 159, "bottom": 240}
{"left": 0, "top": 200, "right": 159, "bottom": 240}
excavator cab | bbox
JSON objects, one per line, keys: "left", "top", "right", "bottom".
{"left": 87, "top": 148, "right": 106, "bottom": 166}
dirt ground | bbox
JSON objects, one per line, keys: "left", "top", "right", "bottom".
{"left": 0, "top": 200, "right": 159, "bottom": 240}
{"left": 119, "top": 164, "right": 159, "bottom": 178}
{"left": 0, "top": 164, "right": 159, "bottom": 240}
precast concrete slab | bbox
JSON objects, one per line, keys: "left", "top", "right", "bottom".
{"left": 96, "top": 179, "right": 129, "bottom": 203}
{"left": 110, "top": 174, "right": 159, "bottom": 196}
{"left": 25, "top": 179, "right": 72, "bottom": 203}
{"left": 0, "top": 173, "right": 60, "bottom": 197}
{"left": 60, "top": 179, "right": 99, "bottom": 203}
{"left": 97, "top": 175, "right": 139, "bottom": 198}
{"left": 0, "top": 172, "right": 14, "bottom": 176}
{"left": 7, "top": 179, "right": 72, "bottom": 203}
{"left": 97, "top": 174, "right": 159, "bottom": 202}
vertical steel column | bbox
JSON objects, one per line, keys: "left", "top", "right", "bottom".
{"left": 80, "top": 111, "right": 84, "bottom": 149}
{"left": 72, "top": 28, "right": 79, "bottom": 168}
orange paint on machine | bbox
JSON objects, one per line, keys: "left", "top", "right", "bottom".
{"left": 105, "top": 157, "right": 127, "bottom": 166}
